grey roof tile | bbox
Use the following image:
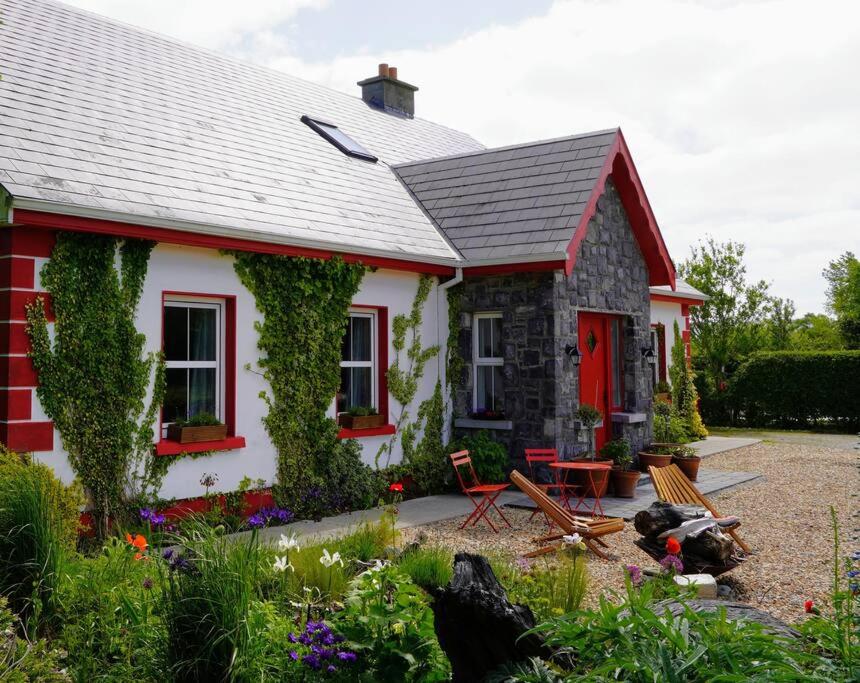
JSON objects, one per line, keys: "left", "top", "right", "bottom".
{"left": 0, "top": 0, "right": 484, "bottom": 262}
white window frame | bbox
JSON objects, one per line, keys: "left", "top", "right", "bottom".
{"left": 472, "top": 312, "right": 504, "bottom": 412}
{"left": 163, "top": 296, "right": 226, "bottom": 438}
{"left": 650, "top": 327, "right": 660, "bottom": 387}
{"left": 338, "top": 309, "right": 378, "bottom": 413}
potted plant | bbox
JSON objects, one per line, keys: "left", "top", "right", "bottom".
{"left": 671, "top": 445, "right": 702, "bottom": 481}
{"left": 571, "top": 403, "right": 610, "bottom": 497}
{"left": 574, "top": 403, "right": 603, "bottom": 459}
{"left": 601, "top": 438, "right": 641, "bottom": 498}
{"left": 638, "top": 443, "right": 675, "bottom": 472}
{"left": 337, "top": 406, "right": 385, "bottom": 430}
{"left": 167, "top": 412, "right": 228, "bottom": 444}
{"left": 654, "top": 380, "right": 672, "bottom": 404}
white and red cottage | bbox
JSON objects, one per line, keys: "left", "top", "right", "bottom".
{"left": 0, "top": 0, "right": 704, "bottom": 500}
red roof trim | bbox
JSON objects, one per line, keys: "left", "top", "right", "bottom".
{"left": 650, "top": 293, "right": 705, "bottom": 306}
{"left": 13, "top": 209, "right": 455, "bottom": 276}
{"left": 463, "top": 260, "right": 566, "bottom": 276}
{"left": 564, "top": 131, "right": 676, "bottom": 288}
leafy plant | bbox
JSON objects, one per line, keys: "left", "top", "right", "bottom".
{"left": 25, "top": 233, "right": 163, "bottom": 537}
{"left": 346, "top": 406, "right": 377, "bottom": 417}
{"left": 172, "top": 412, "right": 222, "bottom": 427}
{"left": 336, "top": 563, "right": 450, "bottom": 681}
{"left": 669, "top": 321, "right": 708, "bottom": 440}
{"left": 0, "top": 596, "right": 70, "bottom": 682}
{"left": 448, "top": 430, "right": 508, "bottom": 483}
{"left": 230, "top": 252, "right": 367, "bottom": 519}
{"left": 403, "top": 381, "right": 452, "bottom": 495}
{"left": 377, "top": 275, "right": 440, "bottom": 469}
{"left": 652, "top": 402, "right": 691, "bottom": 445}
{"left": 599, "top": 438, "right": 632, "bottom": 469}
{"left": 0, "top": 447, "right": 82, "bottom": 633}
{"left": 655, "top": 380, "right": 672, "bottom": 394}
{"left": 506, "top": 549, "right": 588, "bottom": 624}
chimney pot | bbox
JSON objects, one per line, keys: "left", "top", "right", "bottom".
{"left": 358, "top": 64, "right": 418, "bottom": 117}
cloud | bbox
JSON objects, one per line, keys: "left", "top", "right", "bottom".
{"left": 62, "top": 0, "right": 860, "bottom": 313}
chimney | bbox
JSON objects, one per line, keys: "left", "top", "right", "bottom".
{"left": 358, "top": 63, "right": 418, "bottom": 118}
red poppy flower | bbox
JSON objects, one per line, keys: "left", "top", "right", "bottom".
{"left": 804, "top": 599, "right": 814, "bottom": 613}
{"left": 389, "top": 482, "right": 404, "bottom": 492}
{"left": 666, "top": 537, "right": 681, "bottom": 555}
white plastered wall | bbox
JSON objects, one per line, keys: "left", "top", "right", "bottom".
{"left": 649, "top": 299, "right": 685, "bottom": 383}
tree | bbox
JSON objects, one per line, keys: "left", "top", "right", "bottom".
{"left": 823, "top": 252, "right": 860, "bottom": 349}
{"left": 679, "top": 238, "right": 772, "bottom": 387}
{"left": 764, "top": 297, "right": 795, "bottom": 351}
{"left": 789, "top": 313, "right": 843, "bottom": 351}
{"left": 668, "top": 321, "right": 708, "bottom": 440}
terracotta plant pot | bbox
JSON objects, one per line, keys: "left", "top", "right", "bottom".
{"left": 337, "top": 413, "right": 385, "bottom": 430}
{"left": 610, "top": 468, "right": 641, "bottom": 498}
{"left": 672, "top": 455, "right": 702, "bottom": 482}
{"left": 166, "top": 423, "right": 228, "bottom": 444}
{"left": 654, "top": 392, "right": 672, "bottom": 404}
{"left": 638, "top": 451, "right": 673, "bottom": 473}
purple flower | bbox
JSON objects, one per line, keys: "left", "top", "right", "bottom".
{"left": 247, "top": 513, "right": 265, "bottom": 529}
{"left": 139, "top": 508, "right": 166, "bottom": 525}
{"left": 302, "top": 653, "right": 321, "bottom": 670}
{"left": 625, "top": 564, "right": 643, "bottom": 587}
{"left": 142, "top": 576, "right": 154, "bottom": 590}
{"left": 289, "top": 651, "right": 299, "bottom": 661}
{"left": 515, "top": 556, "right": 532, "bottom": 572}
{"left": 847, "top": 570, "right": 859, "bottom": 578}
{"left": 299, "top": 633, "right": 312, "bottom": 646}
{"left": 337, "top": 651, "right": 357, "bottom": 663}
{"left": 287, "top": 633, "right": 297, "bottom": 643}
{"left": 660, "top": 553, "right": 684, "bottom": 574}
{"left": 162, "top": 548, "right": 174, "bottom": 560}
{"left": 327, "top": 665, "right": 337, "bottom": 673}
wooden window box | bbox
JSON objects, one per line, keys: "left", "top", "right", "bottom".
{"left": 337, "top": 413, "right": 385, "bottom": 430}
{"left": 166, "top": 423, "right": 229, "bottom": 444}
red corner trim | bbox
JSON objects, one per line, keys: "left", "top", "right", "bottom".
{"left": 463, "top": 260, "right": 566, "bottom": 276}
{"left": 0, "top": 228, "right": 56, "bottom": 258}
{"left": 0, "top": 323, "right": 31, "bottom": 355}
{"left": 650, "top": 293, "right": 705, "bottom": 306}
{"left": 159, "top": 291, "right": 238, "bottom": 438}
{"left": 0, "top": 290, "right": 54, "bottom": 322}
{"left": 351, "top": 304, "right": 389, "bottom": 423}
{"left": 0, "top": 389, "right": 32, "bottom": 420}
{"left": 0, "top": 421, "right": 53, "bottom": 452}
{"left": 0, "top": 257, "right": 36, "bottom": 289}
{"left": 337, "top": 423, "right": 396, "bottom": 439}
{"left": 0, "top": 354, "right": 39, "bottom": 386}
{"left": 13, "top": 210, "right": 455, "bottom": 276}
{"left": 155, "top": 435, "right": 246, "bottom": 456}
{"left": 564, "top": 130, "right": 676, "bottom": 288}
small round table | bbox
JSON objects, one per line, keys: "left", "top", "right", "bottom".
{"left": 549, "top": 461, "right": 613, "bottom": 517}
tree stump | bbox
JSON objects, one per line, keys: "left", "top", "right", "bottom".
{"left": 431, "top": 553, "right": 552, "bottom": 682}
{"left": 633, "top": 501, "right": 710, "bottom": 537}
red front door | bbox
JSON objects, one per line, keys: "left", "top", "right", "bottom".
{"left": 578, "top": 312, "right": 618, "bottom": 453}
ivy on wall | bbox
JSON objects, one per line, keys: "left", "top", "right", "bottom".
{"left": 446, "top": 284, "right": 463, "bottom": 390}
{"left": 229, "top": 252, "right": 369, "bottom": 518}
{"left": 376, "top": 275, "right": 439, "bottom": 468}
{"left": 25, "top": 233, "right": 164, "bottom": 538}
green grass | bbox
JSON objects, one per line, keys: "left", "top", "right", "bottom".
{"left": 395, "top": 546, "right": 453, "bottom": 591}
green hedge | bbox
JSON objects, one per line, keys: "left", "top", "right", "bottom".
{"left": 730, "top": 351, "right": 860, "bottom": 428}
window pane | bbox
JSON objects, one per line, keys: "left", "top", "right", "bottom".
{"left": 338, "top": 366, "right": 372, "bottom": 412}
{"left": 611, "top": 320, "right": 622, "bottom": 406}
{"left": 349, "top": 316, "right": 372, "bottom": 362}
{"left": 476, "top": 365, "right": 504, "bottom": 412}
{"left": 164, "top": 368, "right": 188, "bottom": 423}
{"left": 189, "top": 307, "right": 216, "bottom": 361}
{"left": 478, "top": 316, "right": 502, "bottom": 358}
{"left": 164, "top": 307, "right": 188, "bottom": 361}
{"left": 189, "top": 368, "right": 216, "bottom": 417}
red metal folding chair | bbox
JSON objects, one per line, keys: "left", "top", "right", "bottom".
{"left": 524, "top": 448, "right": 579, "bottom": 527}
{"left": 449, "top": 450, "right": 512, "bottom": 533}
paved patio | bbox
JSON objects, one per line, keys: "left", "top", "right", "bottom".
{"left": 248, "top": 435, "right": 763, "bottom": 545}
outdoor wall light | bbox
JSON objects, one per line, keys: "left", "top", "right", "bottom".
{"left": 642, "top": 346, "right": 657, "bottom": 365}
{"left": 565, "top": 343, "right": 581, "bottom": 365}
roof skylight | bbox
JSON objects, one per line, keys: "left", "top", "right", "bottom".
{"left": 301, "top": 115, "right": 377, "bottom": 162}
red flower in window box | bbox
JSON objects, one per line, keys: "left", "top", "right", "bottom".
{"left": 389, "top": 482, "right": 404, "bottom": 493}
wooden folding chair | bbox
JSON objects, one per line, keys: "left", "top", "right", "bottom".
{"left": 649, "top": 464, "right": 751, "bottom": 554}
{"left": 449, "top": 450, "right": 512, "bottom": 533}
{"left": 524, "top": 448, "right": 578, "bottom": 526}
{"left": 510, "top": 470, "right": 624, "bottom": 560}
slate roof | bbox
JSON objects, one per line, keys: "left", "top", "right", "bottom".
{"left": 394, "top": 130, "right": 619, "bottom": 263}
{"left": 0, "top": 0, "right": 484, "bottom": 264}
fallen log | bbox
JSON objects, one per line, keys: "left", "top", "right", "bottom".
{"left": 431, "top": 553, "right": 553, "bottom": 682}
{"left": 633, "top": 501, "right": 710, "bottom": 538}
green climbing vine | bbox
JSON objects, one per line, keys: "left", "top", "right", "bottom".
{"left": 376, "top": 275, "right": 440, "bottom": 468}
{"left": 446, "top": 284, "right": 463, "bottom": 389}
{"left": 229, "top": 252, "right": 370, "bottom": 518}
{"left": 25, "top": 232, "right": 164, "bottom": 538}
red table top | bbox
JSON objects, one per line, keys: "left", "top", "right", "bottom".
{"left": 549, "top": 461, "right": 613, "bottom": 471}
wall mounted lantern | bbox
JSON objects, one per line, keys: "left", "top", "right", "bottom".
{"left": 642, "top": 346, "right": 657, "bottom": 365}
{"left": 565, "top": 343, "right": 582, "bottom": 366}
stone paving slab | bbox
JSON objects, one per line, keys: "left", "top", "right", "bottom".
{"left": 690, "top": 435, "right": 760, "bottom": 457}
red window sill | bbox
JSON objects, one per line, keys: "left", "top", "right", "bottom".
{"left": 155, "top": 436, "right": 246, "bottom": 456}
{"left": 337, "top": 424, "right": 396, "bottom": 439}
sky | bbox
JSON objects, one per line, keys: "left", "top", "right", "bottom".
{"left": 64, "top": 0, "right": 860, "bottom": 315}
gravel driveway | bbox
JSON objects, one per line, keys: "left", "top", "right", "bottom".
{"left": 401, "top": 441, "right": 858, "bottom": 623}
